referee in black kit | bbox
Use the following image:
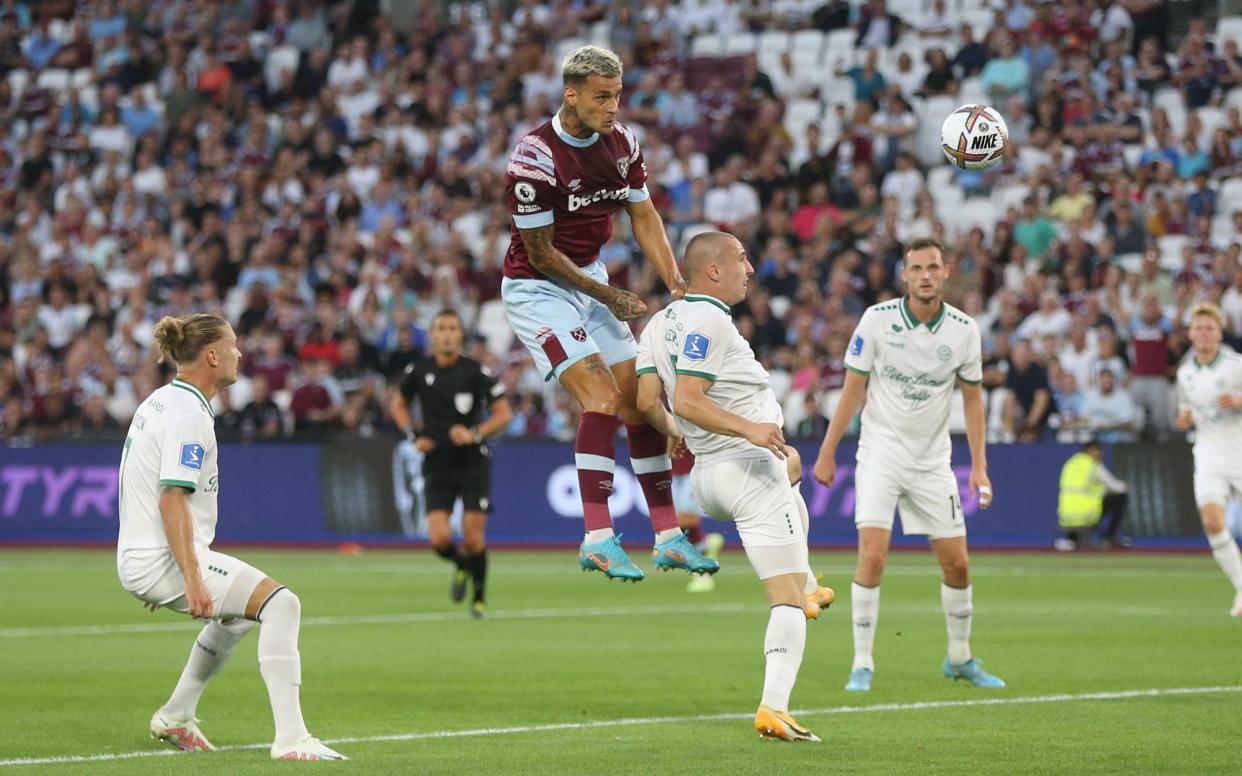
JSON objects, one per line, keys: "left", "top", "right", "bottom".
{"left": 390, "top": 309, "right": 512, "bottom": 618}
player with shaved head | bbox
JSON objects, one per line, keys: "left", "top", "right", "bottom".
{"left": 635, "top": 231, "right": 831, "bottom": 742}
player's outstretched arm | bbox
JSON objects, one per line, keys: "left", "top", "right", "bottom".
{"left": 673, "top": 375, "right": 785, "bottom": 458}
{"left": 626, "top": 198, "right": 686, "bottom": 298}
{"left": 635, "top": 372, "right": 679, "bottom": 439}
{"left": 519, "top": 225, "right": 646, "bottom": 320}
{"left": 960, "top": 380, "right": 993, "bottom": 508}
{"left": 159, "top": 485, "right": 213, "bottom": 619}
{"left": 813, "top": 369, "right": 868, "bottom": 486}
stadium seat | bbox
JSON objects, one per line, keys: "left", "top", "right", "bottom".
{"left": 822, "top": 387, "right": 845, "bottom": 419}
{"left": 1157, "top": 234, "right": 1190, "bottom": 271}
{"left": 821, "top": 78, "right": 855, "bottom": 110}
{"left": 1211, "top": 215, "right": 1236, "bottom": 245}
{"left": 35, "top": 69, "right": 70, "bottom": 92}
{"left": 264, "top": 45, "right": 301, "bottom": 94}
{"left": 724, "top": 32, "right": 757, "bottom": 55}
{"left": 1114, "top": 252, "right": 1145, "bottom": 274}
{"left": 993, "top": 183, "right": 1032, "bottom": 212}
{"left": 1220, "top": 176, "right": 1242, "bottom": 207}
{"left": 758, "top": 31, "right": 791, "bottom": 54}
{"left": 1226, "top": 88, "right": 1242, "bottom": 113}
{"left": 6, "top": 69, "right": 26, "bottom": 97}
{"left": 958, "top": 76, "right": 987, "bottom": 107}
{"left": 555, "top": 38, "right": 587, "bottom": 66}
{"left": 77, "top": 84, "right": 97, "bottom": 110}
{"left": 678, "top": 222, "right": 716, "bottom": 256}
{"left": 1218, "top": 16, "right": 1242, "bottom": 49}
{"left": 690, "top": 35, "right": 724, "bottom": 57}
{"left": 791, "top": 29, "right": 825, "bottom": 55}
{"left": 1197, "top": 106, "right": 1227, "bottom": 148}
{"left": 70, "top": 69, "right": 93, "bottom": 89}
{"left": 786, "top": 98, "right": 822, "bottom": 126}
{"left": 791, "top": 48, "right": 821, "bottom": 79}
{"left": 1153, "top": 88, "right": 1188, "bottom": 138}
{"left": 823, "top": 29, "right": 856, "bottom": 70}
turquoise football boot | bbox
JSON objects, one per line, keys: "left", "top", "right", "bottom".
{"left": 844, "top": 667, "right": 873, "bottom": 692}
{"left": 652, "top": 532, "right": 720, "bottom": 574}
{"left": 578, "top": 535, "right": 644, "bottom": 582}
{"left": 943, "top": 657, "right": 1006, "bottom": 688}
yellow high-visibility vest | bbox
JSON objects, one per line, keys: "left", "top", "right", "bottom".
{"left": 1058, "top": 452, "right": 1104, "bottom": 528}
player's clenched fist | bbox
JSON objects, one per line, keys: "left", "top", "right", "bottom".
{"left": 812, "top": 454, "right": 836, "bottom": 487}
{"left": 604, "top": 288, "right": 647, "bottom": 321}
{"left": 745, "top": 422, "right": 786, "bottom": 459}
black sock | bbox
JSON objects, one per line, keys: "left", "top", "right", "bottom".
{"left": 465, "top": 550, "right": 487, "bottom": 603}
{"left": 434, "top": 543, "right": 464, "bottom": 569}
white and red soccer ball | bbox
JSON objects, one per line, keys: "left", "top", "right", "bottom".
{"left": 940, "top": 104, "right": 1009, "bottom": 171}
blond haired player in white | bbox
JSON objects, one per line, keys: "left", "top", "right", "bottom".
{"left": 116, "top": 314, "right": 346, "bottom": 761}
{"left": 814, "top": 237, "right": 1006, "bottom": 692}
{"left": 1175, "top": 303, "right": 1242, "bottom": 616}
{"left": 635, "top": 231, "right": 832, "bottom": 743}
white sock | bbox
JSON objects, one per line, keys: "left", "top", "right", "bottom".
{"left": 654, "top": 528, "right": 682, "bottom": 544}
{"left": 792, "top": 487, "right": 817, "bottom": 594}
{"left": 584, "top": 528, "right": 615, "bottom": 543}
{"left": 257, "top": 589, "right": 310, "bottom": 747}
{"left": 760, "top": 605, "right": 806, "bottom": 711}
{"left": 163, "top": 619, "right": 254, "bottom": 720}
{"left": 851, "top": 582, "right": 880, "bottom": 671}
{"left": 1208, "top": 530, "right": 1242, "bottom": 591}
{"left": 941, "top": 583, "right": 973, "bottom": 665}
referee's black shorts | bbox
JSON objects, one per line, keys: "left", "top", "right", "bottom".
{"left": 422, "top": 451, "right": 492, "bottom": 513}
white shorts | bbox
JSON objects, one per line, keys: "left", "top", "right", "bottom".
{"left": 691, "top": 454, "right": 808, "bottom": 579}
{"left": 501, "top": 260, "right": 639, "bottom": 381}
{"left": 672, "top": 473, "right": 701, "bottom": 516}
{"left": 854, "top": 457, "right": 965, "bottom": 539}
{"left": 1193, "top": 469, "right": 1242, "bottom": 509}
{"left": 117, "top": 547, "right": 268, "bottom": 620}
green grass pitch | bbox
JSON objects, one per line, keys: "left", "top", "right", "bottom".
{"left": 0, "top": 548, "right": 1239, "bottom": 775}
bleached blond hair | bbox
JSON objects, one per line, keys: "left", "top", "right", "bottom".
{"left": 562, "top": 45, "right": 623, "bottom": 86}
{"left": 1191, "top": 302, "right": 1224, "bottom": 327}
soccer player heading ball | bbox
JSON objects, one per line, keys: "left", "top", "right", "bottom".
{"left": 502, "top": 45, "right": 716, "bottom": 581}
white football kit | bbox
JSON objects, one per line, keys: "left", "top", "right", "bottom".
{"left": 637, "top": 294, "right": 807, "bottom": 578}
{"left": 116, "top": 378, "right": 264, "bottom": 618}
{"left": 845, "top": 298, "right": 983, "bottom": 539}
{"left": 1176, "top": 350, "right": 1242, "bottom": 508}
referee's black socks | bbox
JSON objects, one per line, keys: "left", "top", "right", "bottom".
{"left": 464, "top": 550, "right": 488, "bottom": 603}
{"left": 433, "top": 543, "right": 465, "bottom": 569}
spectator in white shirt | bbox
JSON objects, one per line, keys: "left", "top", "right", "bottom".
{"left": 1221, "top": 266, "right": 1242, "bottom": 335}
{"left": 327, "top": 37, "right": 369, "bottom": 90}
{"left": 1018, "top": 291, "right": 1074, "bottom": 342}
{"left": 703, "top": 156, "right": 761, "bottom": 239}
{"left": 1057, "top": 324, "right": 1097, "bottom": 389}
{"left": 879, "top": 152, "right": 923, "bottom": 215}
{"left": 38, "top": 283, "right": 90, "bottom": 352}
{"left": 1082, "top": 368, "right": 1139, "bottom": 442}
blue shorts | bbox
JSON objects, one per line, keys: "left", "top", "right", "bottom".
{"left": 501, "top": 261, "right": 638, "bottom": 381}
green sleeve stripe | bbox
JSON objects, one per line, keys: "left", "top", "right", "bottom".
{"left": 675, "top": 369, "right": 717, "bottom": 381}
{"left": 159, "top": 479, "right": 197, "bottom": 492}
{"left": 635, "top": 367, "right": 657, "bottom": 376}
{"left": 957, "top": 375, "right": 983, "bottom": 385}
{"left": 845, "top": 364, "right": 870, "bottom": 376}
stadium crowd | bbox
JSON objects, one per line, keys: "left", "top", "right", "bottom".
{"left": 0, "top": 0, "right": 1238, "bottom": 444}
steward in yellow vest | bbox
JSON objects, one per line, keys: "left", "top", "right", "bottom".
{"left": 1056, "top": 440, "right": 1130, "bottom": 550}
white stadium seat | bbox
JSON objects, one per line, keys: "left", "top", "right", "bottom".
{"left": 791, "top": 29, "right": 825, "bottom": 55}
{"left": 264, "top": 45, "right": 301, "bottom": 93}
{"left": 724, "top": 32, "right": 757, "bottom": 55}
{"left": 1218, "top": 16, "right": 1242, "bottom": 49}
{"left": 758, "top": 31, "right": 791, "bottom": 54}
{"left": 35, "top": 69, "right": 70, "bottom": 92}
{"left": 690, "top": 35, "right": 724, "bottom": 57}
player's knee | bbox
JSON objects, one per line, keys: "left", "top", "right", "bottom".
{"left": 858, "top": 548, "right": 887, "bottom": 577}
{"left": 462, "top": 534, "right": 486, "bottom": 555}
{"left": 1202, "top": 508, "right": 1226, "bottom": 535}
{"left": 260, "top": 587, "right": 301, "bottom": 625}
{"left": 941, "top": 558, "right": 970, "bottom": 586}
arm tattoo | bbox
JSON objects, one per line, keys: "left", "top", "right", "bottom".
{"left": 520, "top": 225, "right": 612, "bottom": 299}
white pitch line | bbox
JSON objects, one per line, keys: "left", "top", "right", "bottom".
{"left": 1, "top": 599, "right": 1223, "bottom": 640}
{"left": 2, "top": 685, "right": 1238, "bottom": 768}
{"left": 0, "top": 603, "right": 758, "bottom": 639}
